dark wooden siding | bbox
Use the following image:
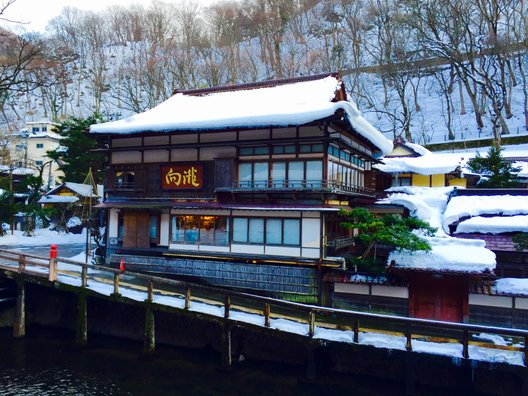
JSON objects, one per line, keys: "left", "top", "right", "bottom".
{"left": 333, "top": 293, "right": 408, "bottom": 316}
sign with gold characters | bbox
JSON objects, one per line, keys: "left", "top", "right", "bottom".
{"left": 161, "top": 164, "right": 204, "bottom": 190}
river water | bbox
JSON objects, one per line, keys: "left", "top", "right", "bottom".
{"left": 0, "top": 326, "right": 408, "bottom": 396}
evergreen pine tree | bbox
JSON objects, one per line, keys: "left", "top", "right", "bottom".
{"left": 340, "top": 208, "right": 436, "bottom": 274}
{"left": 47, "top": 115, "right": 106, "bottom": 184}
{"left": 467, "top": 144, "right": 521, "bottom": 188}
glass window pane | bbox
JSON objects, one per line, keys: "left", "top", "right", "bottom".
{"left": 306, "top": 161, "right": 322, "bottom": 188}
{"left": 239, "top": 163, "right": 252, "bottom": 184}
{"left": 299, "top": 144, "right": 311, "bottom": 153}
{"left": 253, "top": 162, "right": 268, "bottom": 187}
{"left": 200, "top": 216, "right": 215, "bottom": 245}
{"left": 271, "top": 162, "right": 286, "bottom": 187}
{"left": 266, "top": 219, "right": 282, "bottom": 244}
{"left": 254, "top": 146, "right": 269, "bottom": 155}
{"left": 149, "top": 215, "right": 157, "bottom": 239}
{"left": 284, "top": 145, "right": 296, "bottom": 154}
{"left": 249, "top": 218, "right": 264, "bottom": 243}
{"left": 233, "top": 218, "right": 248, "bottom": 243}
{"left": 171, "top": 216, "right": 186, "bottom": 242}
{"left": 183, "top": 216, "right": 199, "bottom": 242}
{"left": 214, "top": 217, "right": 229, "bottom": 245}
{"left": 240, "top": 147, "right": 253, "bottom": 156}
{"left": 272, "top": 146, "right": 284, "bottom": 154}
{"left": 312, "top": 144, "right": 324, "bottom": 152}
{"left": 283, "top": 219, "right": 300, "bottom": 245}
{"left": 288, "top": 161, "right": 303, "bottom": 187}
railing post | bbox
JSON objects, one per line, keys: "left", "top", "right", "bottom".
{"left": 185, "top": 287, "right": 191, "bottom": 310}
{"left": 112, "top": 273, "right": 120, "bottom": 296}
{"left": 147, "top": 279, "right": 154, "bottom": 302}
{"left": 224, "top": 295, "right": 230, "bottom": 319}
{"left": 49, "top": 244, "right": 57, "bottom": 281}
{"left": 81, "top": 266, "right": 88, "bottom": 288}
{"left": 308, "top": 311, "right": 315, "bottom": 338}
{"left": 406, "top": 324, "right": 413, "bottom": 352}
{"left": 13, "top": 278, "right": 25, "bottom": 338}
{"left": 462, "top": 330, "right": 469, "bottom": 359}
{"left": 264, "top": 303, "right": 271, "bottom": 328}
{"left": 18, "top": 254, "right": 26, "bottom": 272}
{"left": 76, "top": 291, "right": 87, "bottom": 346}
{"left": 524, "top": 336, "right": 528, "bottom": 367}
{"left": 353, "top": 318, "right": 359, "bottom": 343}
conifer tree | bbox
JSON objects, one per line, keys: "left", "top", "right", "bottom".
{"left": 47, "top": 115, "right": 106, "bottom": 184}
{"left": 467, "top": 145, "right": 521, "bottom": 188}
{"left": 340, "top": 208, "right": 436, "bottom": 274}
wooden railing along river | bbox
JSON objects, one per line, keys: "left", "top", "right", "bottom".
{"left": 0, "top": 247, "right": 527, "bottom": 367}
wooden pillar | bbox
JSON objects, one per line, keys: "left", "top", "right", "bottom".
{"left": 76, "top": 292, "right": 87, "bottom": 346}
{"left": 13, "top": 278, "right": 25, "bottom": 338}
{"left": 305, "top": 344, "right": 316, "bottom": 381}
{"left": 144, "top": 303, "right": 155, "bottom": 355}
{"left": 221, "top": 321, "right": 232, "bottom": 369}
{"left": 405, "top": 352, "right": 415, "bottom": 396}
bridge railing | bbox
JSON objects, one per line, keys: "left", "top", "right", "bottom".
{"left": 0, "top": 248, "right": 527, "bottom": 366}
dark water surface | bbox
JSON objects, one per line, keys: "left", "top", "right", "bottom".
{"left": 0, "top": 326, "right": 408, "bottom": 396}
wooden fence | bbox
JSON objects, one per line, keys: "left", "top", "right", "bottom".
{"left": 0, "top": 248, "right": 527, "bottom": 366}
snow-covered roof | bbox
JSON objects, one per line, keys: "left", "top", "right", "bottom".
{"left": 378, "top": 186, "right": 496, "bottom": 273}
{"left": 0, "top": 165, "right": 34, "bottom": 176}
{"left": 374, "top": 143, "right": 461, "bottom": 175}
{"left": 89, "top": 75, "right": 393, "bottom": 156}
{"left": 377, "top": 186, "right": 456, "bottom": 233}
{"left": 47, "top": 182, "right": 103, "bottom": 198}
{"left": 494, "top": 278, "right": 528, "bottom": 296}
{"left": 38, "top": 194, "right": 79, "bottom": 204}
{"left": 443, "top": 195, "right": 528, "bottom": 227}
{"left": 389, "top": 237, "right": 496, "bottom": 274}
{"left": 455, "top": 215, "right": 528, "bottom": 234}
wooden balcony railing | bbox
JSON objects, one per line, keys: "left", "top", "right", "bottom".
{"left": 217, "top": 179, "right": 374, "bottom": 196}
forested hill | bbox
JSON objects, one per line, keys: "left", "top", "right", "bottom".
{"left": 1, "top": 0, "right": 527, "bottom": 146}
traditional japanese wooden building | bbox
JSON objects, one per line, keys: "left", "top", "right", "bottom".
{"left": 89, "top": 73, "right": 393, "bottom": 302}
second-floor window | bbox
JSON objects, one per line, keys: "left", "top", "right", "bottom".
{"left": 36, "top": 143, "right": 44, "bottom": 149}
{"left": 35, "top": 160, "right": 43, "bottom": 166}
{"left": 32, "top": 127, "right": 39, "bottom": 132}
{"left": 238, "top": 160, "right": 323, "bottom": 188}
{"left": 15, "top": 144, "right": 24, "bottom": 152}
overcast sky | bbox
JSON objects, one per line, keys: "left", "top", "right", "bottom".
{"left": 2, "top": 0, "right": 227, "bottom": 32}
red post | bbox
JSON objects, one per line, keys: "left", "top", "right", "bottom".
{"left": 50, "top": 244, "right": 57, "bottom": 259}
{"left": 49, "top": 244, "right": 57, "bottom": 282}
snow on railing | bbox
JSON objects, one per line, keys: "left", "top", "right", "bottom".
{"left": 0, "top": 248, "right": 526, "bottom": 366}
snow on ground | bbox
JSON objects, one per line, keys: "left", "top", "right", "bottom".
{"left": 0, "top": 228, "right": 87, "bottom": 246}
{"left": 456, "top": 215, "right": 528, "bottom": 234}
{"left": 443, "top": 195, "right": 528, "bottom": 228}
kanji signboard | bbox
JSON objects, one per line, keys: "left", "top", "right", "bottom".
{"left": 161, "top": 164, "right": 204, "bottom": 190}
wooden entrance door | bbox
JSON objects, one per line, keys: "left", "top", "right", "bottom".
{"left": 123, "top": 211, "right": 150, "bottom": 248}
{"left": 409, "top": 275, "right": 468, "bottom": 322}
